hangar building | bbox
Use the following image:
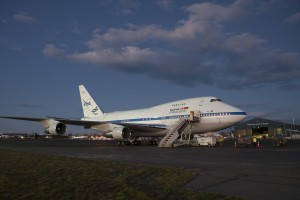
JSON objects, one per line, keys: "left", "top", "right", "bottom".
{"left": 235, "top": 118, "right": 300, "bottom": 139}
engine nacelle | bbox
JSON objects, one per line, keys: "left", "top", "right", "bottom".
{"left": 109, "top": 126, "right": 131, "bottom": 140}
{"left": 44, "top": 122, "right": 66, "bottom": 135}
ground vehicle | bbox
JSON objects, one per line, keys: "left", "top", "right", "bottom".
{"left": 216, "top": 136, "right": 224, "bottom": 146}
{"left": 272, "top": 134, "right": 287, "bottom": 147}
{"left": 194, "top": 135, "right": 216, "bottom": 147}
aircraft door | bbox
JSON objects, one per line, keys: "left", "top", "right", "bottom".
{"left": 190, "top": 110, "right": 201, "bottom": 122}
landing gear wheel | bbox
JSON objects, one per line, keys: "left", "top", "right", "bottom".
{"left": 132, "top": 141, "right": 141, "bottom": 145}
{"left": 148, "top": 140, "right": 157, "bottom": 145}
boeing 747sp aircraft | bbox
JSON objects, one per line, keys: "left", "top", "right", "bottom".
{"left": 1, "top": 85, "right": 246, "bottom": 145}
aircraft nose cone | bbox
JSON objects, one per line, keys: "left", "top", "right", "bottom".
{"left": 227, "top": 104, "right": 247, "bottom": 123}
{"left": 236, "top": 108, "right": 247, "bottom": 122}
{"left": 239, "top": 111, "right": 247, "bottom": 121}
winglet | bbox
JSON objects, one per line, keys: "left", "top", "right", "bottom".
{"left": 79, "top": 85, "right": 104, "bottom": 118}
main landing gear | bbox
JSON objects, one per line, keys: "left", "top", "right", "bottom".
{"left": 148, "top": 140, "right": 157, "bottom": 145}
{"left": 117, "top": 137, "right": 159, "bottom": 146}
{"left": 148, "top": 137, "right": 159, "bottom": 146}
{"left": 117, "top": 139, "right": 142, "bottom": 146}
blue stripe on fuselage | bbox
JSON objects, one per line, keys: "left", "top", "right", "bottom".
{"left": 108, "top": 111, "right": 246, "bottom": 124}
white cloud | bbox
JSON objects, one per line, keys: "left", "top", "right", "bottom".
{"left": 248, "top": 111, "right": 269, "bottom": 118}
{"left": 42, "top": 44, "right": 66, "bottom": 58}
{"left": 283, "top": 12, "right": 300, "bottom": 24}
{"left": 43, "top": 0, "right": 300, "bottom": 89}
{"left": 69, "top": 46, "right": 157, "bottom": 67}
{"left": 13, "top": 12, "right": 38, "bottom": 23}
{"left": 185, "top": 0, "right": 251, "bottom": 23}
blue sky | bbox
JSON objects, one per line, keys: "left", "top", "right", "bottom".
{"left": 0, "top": 0, "right": 300, "bottom": 133}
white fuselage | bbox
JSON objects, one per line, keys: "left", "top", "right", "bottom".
{"left": 83, "top": 97, "right": 246, "bottom": 137}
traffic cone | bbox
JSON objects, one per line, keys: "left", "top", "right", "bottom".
{"left": 257, "top": 141, "right": 260, "bottom": 148}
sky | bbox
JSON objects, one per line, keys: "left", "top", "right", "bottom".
{"left": 0, "top": 0, "right": 300, "bottom": 133}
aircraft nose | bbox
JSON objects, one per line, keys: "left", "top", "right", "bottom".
{"left": 238, "top": 111, "right": 247, "bottom": 121}
{"left": 235, "top": 108, "right": 247, "bottom": 122}
{"left": 227, "top": 104, "right": 247, "bottom": 122}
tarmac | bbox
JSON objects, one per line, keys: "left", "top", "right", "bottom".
{"left": 0, "top": 138, "right": 300, "bottom": 200}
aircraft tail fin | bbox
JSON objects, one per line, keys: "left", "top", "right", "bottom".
{"left": 79, "top": 85, "right": 104, "bottom": 118}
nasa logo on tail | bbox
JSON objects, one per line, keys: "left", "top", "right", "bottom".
{"left": 92, "top": 106, "right": 99, "bottom": 115}
{"left": 83, "top": 99, "right": 92, "bottom": 107}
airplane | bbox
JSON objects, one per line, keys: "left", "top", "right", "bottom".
{"left": 0, "top": 85, "right": 247, "bottom": 145}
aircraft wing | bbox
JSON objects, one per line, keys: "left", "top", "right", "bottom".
{"left": 0, "top": 116, "right": 46, "bottom": 122}
{"left": 0, "top": 116, "right": 102, "bottom": 126}
{"left": 53, "top": 117, "right": 166, "bottom": 131}
{"left": 0, "top": 116, "right": 166, "bottom": 132}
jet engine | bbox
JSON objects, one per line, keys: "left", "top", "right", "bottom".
{"left": 109, "top": 126, "right": 131, "bottom": 140}
{"left": 44, "top": 122, "right": 66, "bottom": 135}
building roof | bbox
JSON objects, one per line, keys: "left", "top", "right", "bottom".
{"left": 235, "top": 118, "right": 299, "bottom": 130}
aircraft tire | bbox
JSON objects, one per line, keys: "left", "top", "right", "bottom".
{"left": 132, "top": 141, "right": 141, "bottom": 145}
{"left": 118, "top": 141, "right": 121, "bottom": 146}
{"left": 148, "top": 141, "right": 157, "bottom": 145}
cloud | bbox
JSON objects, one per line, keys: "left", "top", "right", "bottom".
{"left": 278, "top": 84, "right": 300, "bottom": 90}
{"left": 42, "top": 44, "right": 66, "bottom": 58}
{"left": 184, "top": 0, "right": 252, "bottom": 23}
{"left": 13, "top": 12, "right": 38, "bottom": 23}
{"left": 43, "top": 0, "right": 300, "bottom": 89}
{"left": 244, "top": 103, "right": 291, "bottom": 120}
{"left": 68, "top": 46, "right": 157, "bottom": 67}
{"left": 247, "top": 111, "right": 270, "bottom": 118}
{"left": 283, "top": 12, "right": 300, "bottom": 24}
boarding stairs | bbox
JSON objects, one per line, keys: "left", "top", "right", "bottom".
{"left": 158, "top": 118, "right": 190, "bottom": 147}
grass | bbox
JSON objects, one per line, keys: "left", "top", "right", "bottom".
{"left": 0, "top": 149, "right": 243, "bottom": 200}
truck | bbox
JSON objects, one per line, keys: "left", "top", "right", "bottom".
{"left": 272, "top": 133, "right": 287, "bottom": 147}
{"left": 194, "top": 135, "right": 216, "bottom": 147}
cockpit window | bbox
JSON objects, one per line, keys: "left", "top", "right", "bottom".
{"left": 210, "top": 98, "right": 222, "bottom": 102}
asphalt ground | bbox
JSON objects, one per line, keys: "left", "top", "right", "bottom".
{"left": 0, "top": 138, "right": 300, "bottom": 200}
